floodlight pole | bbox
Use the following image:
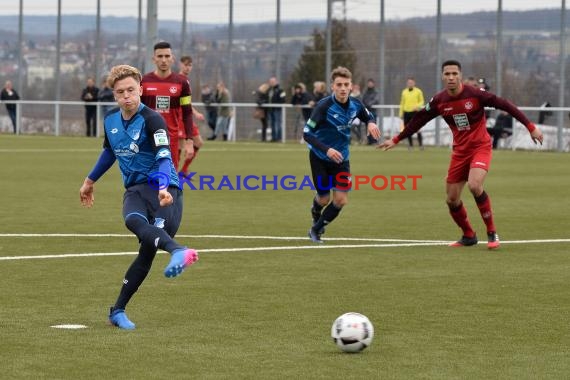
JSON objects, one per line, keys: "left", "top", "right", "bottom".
{"left": 558, "top": 0, "right": 566, "bottom": 152}
{"left": 496, "top": 0, "right": 503, "bottom": 97}
{"left": 145, "top": 0, "right": 158, "bottom": 74}
{"left": 275, "top": 0, "right": 281, "bottom": 82}
{"left": 434, "top": 0, "right": 442, "bottom": 146}
{"left": 325, "top": 0, "right": 332, "bottom": 89}
{"left": 181, "top": 0, "right": 187, "bottom": 56}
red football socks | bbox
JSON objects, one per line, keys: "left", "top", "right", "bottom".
{"left": 474, "top": 191, "right": 495, "bottom": 234}
{"left": 448, "top": 202, "right": 476, "bottom": 238}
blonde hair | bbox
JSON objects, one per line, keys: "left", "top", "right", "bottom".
{"left": 330, "top": 66, "right": 352, "bottom": 82}
{"left": 107, "top": 65, "right": 142, "bottom": 88}
{"left": 313, "top": 81, "right": 326, "bottom": 93}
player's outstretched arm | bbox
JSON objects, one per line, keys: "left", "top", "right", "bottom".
{"left": 79, "top": 178, "right": 95, "bottom": 208}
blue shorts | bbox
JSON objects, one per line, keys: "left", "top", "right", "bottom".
{"left": 122, "top": 183, "right": 183, "bottom": 237}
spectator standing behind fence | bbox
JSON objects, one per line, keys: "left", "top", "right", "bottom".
{"left": 1, "top": 80, "right": 20, "bottom": 134}
{"left": 362, "top": 78, "right": 380, "bottom": 144}
{"left": 253, "top": 82, "right": 270, "bottom": 142}
{"left": 350, "top": 84, "right": 364, "bottom": 143}
{"left": 201, "top": 84, "right": 217, "bottom": 139}
{"left": 211, "top": 81, "right": 231, "bottom": 141}
{"left": 291, "top": 82, "right": 312, "bottom": 142}
{"left": 81, "top": 77, "right": 99, "bottom": 137}
{"left": 399, "top": 77, "right": 425, "bottom": 150}
{"left": 490, "top": 110, "right": 513, "bottom": 149}
{"left": 311, "top": 81, "right": 328, "bottom": 106}
{"left": 268, "top": 76, "right": 286, "bottom": 142}
{"left": 98, "top": 79, "right": 115, "bottom": 116}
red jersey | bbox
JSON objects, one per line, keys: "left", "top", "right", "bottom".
{"left": 395, "top": 84, "right": 533, "bottom": 152}
{"left": 141, "top": 72, "right": 193, "bottom": 138}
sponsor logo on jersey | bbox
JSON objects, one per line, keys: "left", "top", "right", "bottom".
{"left": 154, "top": 129, "right": 169, "bottom": 146}
{"left": 110, "top": 128, "right": 118, "bottom": 134}
{"left": 146, "top": 87, "right": 157, "bottom": 91}
{"left": 453, "top": 113, "right": 471, "bottom": 131}
{"left": 129, "top": 142, "right": 139, "bottom": 153}
{"left": 156, "top": 96, "right": 170, "bottom": 111}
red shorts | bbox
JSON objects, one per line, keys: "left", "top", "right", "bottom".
{"left": 178, "top": 122, "right": 200, "bottom": 139}
{"left": 446, "top": 145, "right": 492, "bottom": 183}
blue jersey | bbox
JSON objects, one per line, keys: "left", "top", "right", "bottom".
{"left": 303, "top": 95, "right": 374, "bottom": 162}
{"left": 103, "top": 104, "right": 180, "bottom": 188}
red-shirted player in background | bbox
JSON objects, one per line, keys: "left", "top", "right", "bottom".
{"left": 178, "top": 55, "right": 204, "bottom": 176}
{"left": 378, "top": 59, "right": 543, "bottom": 249}
{"left": 141, "top": 41, "right": 193, "bottom": 169}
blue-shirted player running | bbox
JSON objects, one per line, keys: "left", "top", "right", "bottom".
{"left": 303, "top": 66, "right": 381, "bottom": 243}
{"left": 79, "top": 65, "right": 198, "bottom": 330}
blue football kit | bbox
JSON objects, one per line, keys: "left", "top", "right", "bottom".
{"left": 303, "top": 95, "right": 375, "bottom": 162}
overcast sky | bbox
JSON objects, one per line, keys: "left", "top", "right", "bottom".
{"left": 0, "top": 0, "right": 565, "bottom": 23}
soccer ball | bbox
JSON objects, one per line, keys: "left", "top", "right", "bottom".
{"left": 331, "top": 312, "right": 374, "bottom": 353}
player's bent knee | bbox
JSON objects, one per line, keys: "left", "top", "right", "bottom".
{"left": 446, "top": 198, "right": 460, "bottom": 208}
{"left": 124, "top": 213, "right": 148, "bottom": 234}
{"left": 467, "top": 182, "right": 483, "bottom": 196}
{"left": 334, "top": 197, "right": 349, "bottom": 207}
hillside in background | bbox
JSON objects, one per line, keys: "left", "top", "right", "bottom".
{"left": 0, "top": 8, "right": 565, "bottom": 39}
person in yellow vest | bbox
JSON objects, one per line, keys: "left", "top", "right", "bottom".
{"left": 399, "top": 77, "right": 425, "bottom": 150}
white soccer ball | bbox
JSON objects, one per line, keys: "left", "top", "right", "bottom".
{"left": 331, "top": 312, "right": 374, "bottom": 353}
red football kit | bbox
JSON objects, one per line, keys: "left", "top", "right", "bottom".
{"left": 394, "top": 84, "right": 536, "bottom": 183}
{"left": 141, "top": 72, "right": 193, "bottom": 168}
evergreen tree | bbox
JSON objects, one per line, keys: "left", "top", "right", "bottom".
{"left": 289, "top": 20, "right": 356, "bottom": 92}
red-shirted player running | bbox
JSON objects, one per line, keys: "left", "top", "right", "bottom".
{"left": 178, "top": 55, "right": 205, "bottom": 176}
{"left": 378, "top": 59, "right": 544, "bottom": 249}
{"left": 141, "top": 41, "right": 193, "bottom": 169}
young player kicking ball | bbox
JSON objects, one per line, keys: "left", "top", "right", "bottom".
{"left": 304, "top": 66, "right": 381, "bottom": 243}
{"left": 79, "top": 65, "right": 198, "bottom": 330}
{"left": 378, "top": 59, "right": 544, "bottom": 249}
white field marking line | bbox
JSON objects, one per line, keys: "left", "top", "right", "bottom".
{"left": 0, "top": 149, "right": 102, "bottom": 153}
{"left": 1, "top": 239, "right": 569, "bottom": 261}
{"left": 0, "top": 233, "right": 447, "bottom": 243}
{"left": 0, "top": 147, "right": 306, "bottom": 153}
{"left": 0, "top": 242, "right": 450, "bottom": 261}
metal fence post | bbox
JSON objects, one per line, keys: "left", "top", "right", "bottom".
{"left": 55, "top": 102, "right": 60, "bottom": 136}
